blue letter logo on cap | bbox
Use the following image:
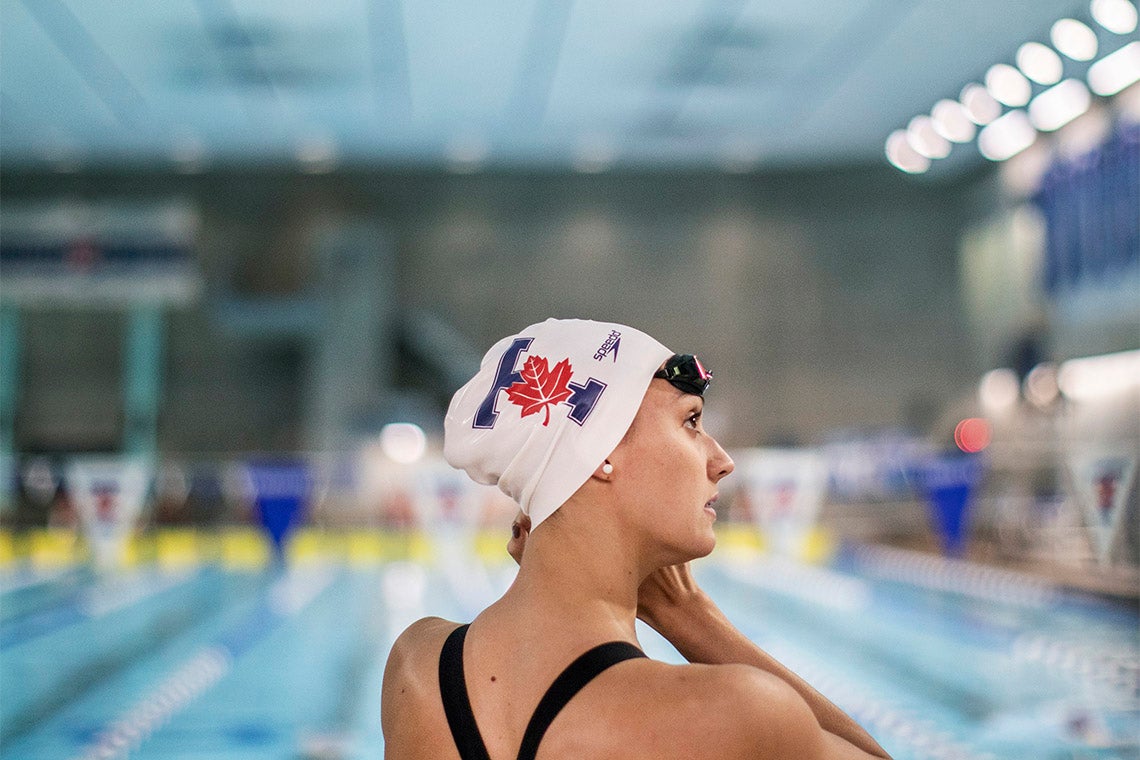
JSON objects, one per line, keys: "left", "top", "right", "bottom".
{"left": 474, "top": 338, "right": 532, "bottom": 429}
{"left": 474, "top": 337, "right": 606, "bottom": 429}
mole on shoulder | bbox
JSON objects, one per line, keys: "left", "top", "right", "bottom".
{"left": 491, "top": 676, "right": 497, "bottom": 682}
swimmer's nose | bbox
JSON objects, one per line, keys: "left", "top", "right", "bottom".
{"left": 708, "top": 437, "right": 734, "bottom": 482}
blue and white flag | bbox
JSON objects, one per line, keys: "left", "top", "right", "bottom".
{"left": 66, "top": 456, "right": 151, "bottom": 569}
{"left": 738, "top": 447, "right": 828, "bottom": 557}
{"left": 1067, "top": 449, "right": 1136, "bottom": 566}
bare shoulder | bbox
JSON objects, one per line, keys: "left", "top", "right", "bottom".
{"left": 382, "top": 616, "right": 457, "bottom": 698}
{"left": 381, "top": 617, "right": 461, "bottom": 758}
{"left": 564, "top": 660, "right": 824, "bottom": 760}
{"left": 387, "top": 616, "right": 458, "bottom": 661}
{"left": 704, "top": 663, "right": 824, "bottom": 756}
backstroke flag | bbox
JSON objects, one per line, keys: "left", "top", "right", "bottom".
{"left": 915, "top": 454, "right": 984, "bottom": 557}
{"left": 66, "top": 456, "right": 151, "bottom": 569}
{"left": 738, "top": 448, "right": 828, "bottom": 557}
{"left": 1067, "top": 449, "right": 1136, "bottom": 565}
{"left": 245, "top": 460, "right": 313, "bottom": 560}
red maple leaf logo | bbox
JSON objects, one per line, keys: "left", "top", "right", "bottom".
{"left": 506, "top": 355, "right": 574, "bottom": 426}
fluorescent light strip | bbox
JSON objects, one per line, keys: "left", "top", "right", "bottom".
{"left": 1058, "top": 349, "right": 1140, "bottom": 400}
{"left": 1091, "top": 0, "right": 1139, "bottom": 34}
{"left": 1088, "top": 41, "right": 1140, "bottom": 95}
{"left": 978, "top": 110, "right": 1037, "bottom": 161}
{"left": 1029, "top": 79, "right": 1092, "bottom": 131}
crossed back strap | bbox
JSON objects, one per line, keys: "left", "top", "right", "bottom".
{"left": 438, "top": 624, "right": 646, "bottom": 760}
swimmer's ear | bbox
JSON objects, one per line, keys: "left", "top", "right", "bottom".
{"left": 508, "top": 510, "right": 530, "bottom": 565}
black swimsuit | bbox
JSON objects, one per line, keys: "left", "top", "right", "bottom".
{"left": 438, "top": 624, "right": 647, "bottom": 760}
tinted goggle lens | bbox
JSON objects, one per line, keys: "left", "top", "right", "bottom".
{"left": 653, "top": 354, "right": 711, "bottom": 396}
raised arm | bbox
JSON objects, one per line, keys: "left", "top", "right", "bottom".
{"left": 637, "top": 562, "right": 892, "bottom": 759}
{"left": 507, "top": 512, "right": 890, "bottom": 758}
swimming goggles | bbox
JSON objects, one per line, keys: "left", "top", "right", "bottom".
{"left": 653, "top": 354, "right": 712, "bottom": 396}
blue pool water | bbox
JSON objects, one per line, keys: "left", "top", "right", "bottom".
{"left": 1, "top": 543, "right": 1137, "bottom": 759}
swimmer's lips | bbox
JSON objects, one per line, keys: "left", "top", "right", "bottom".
{"left": 704, "top": 495, "right": 719, "bottom": 519}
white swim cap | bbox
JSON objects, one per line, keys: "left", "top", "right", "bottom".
{"left": 444, "top": 318, "right": 673, "bottom": 528}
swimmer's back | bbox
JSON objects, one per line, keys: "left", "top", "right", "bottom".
{"left": 381, "top": 617, "right": 826, "bottom": 760}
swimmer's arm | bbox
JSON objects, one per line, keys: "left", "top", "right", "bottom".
{"left": 638, "top": 564, "right": 892, "bottom": 759}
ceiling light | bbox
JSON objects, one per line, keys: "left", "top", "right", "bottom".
{"left": 885, "top": 130, "right": 930, "bottom": 173}
{"left": 978, "top": 110, "right": 1037, "bottom": 161}
{"left": 979, "top": 368, "right": 1020, "bottom": 412}
{"left": 960, "top": 83, "right": 1002, "bottom": 125}
{"left": 379, "top": 423, "right": 427, "bottom": 464}
{"left": 1051, "top": 19, "right": 1099, "bottom": 60}
{"left": 1091, "top": 0, "right": 1139, "bottom": 34}
{"left": 1088, "top": 41, "right": 1140, "bottom": 95}
{"left": 1030, "top": 79, "right": 1092, "bottom": 131}
{"left": 986, "top": 64, "right": 1032, "bottom": 107}
{"left": 931, "top": 99, "right": 977, "bottom": 142}
{"left": 1057, "top": 349, "right": 1140, "bottom": 400}
{"left": 1024, "top": 363, "right": 1060, "bottom": 408}
{"left": 907, "top": 116, "right": 951, "bottom": 158}
{"left": 1016, "top": 42, "right": 1064, "bottom": 85}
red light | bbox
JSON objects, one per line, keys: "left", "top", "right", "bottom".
{"left": 954, "top": 418, "right": 991, "bottom": 453}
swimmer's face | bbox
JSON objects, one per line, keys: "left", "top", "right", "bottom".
{"left": 607, "top": 378, "right": 734, "bottom": 564}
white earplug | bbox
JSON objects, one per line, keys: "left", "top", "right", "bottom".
{"left": 602, "top": 462, "right": 614, "bottom": 475}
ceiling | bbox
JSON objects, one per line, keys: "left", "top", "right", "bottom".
{"left": 0, "top": 0, "right": 1134, "bottom": 174}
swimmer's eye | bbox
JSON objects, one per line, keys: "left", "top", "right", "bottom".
{"left": 685, "top": 412, "right": 702, "bottom": 430}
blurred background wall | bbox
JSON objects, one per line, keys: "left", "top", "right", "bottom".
{"left": 1, "top": 165, "right": 979, "bottom": 454}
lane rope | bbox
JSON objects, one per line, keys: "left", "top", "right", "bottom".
{"left": 69, "top": 567, "right": 337, "bottom": 760}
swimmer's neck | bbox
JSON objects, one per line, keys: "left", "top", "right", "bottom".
{"left": 500, "top": 502, "right": 645, "bottom": 641}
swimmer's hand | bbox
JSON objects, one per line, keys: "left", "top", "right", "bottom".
{"left": 636, "top": 562, "right": 711, "bottom": 631}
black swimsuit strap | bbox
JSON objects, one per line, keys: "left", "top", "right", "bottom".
{"left": 515, "top": 640, "right": 646, "bottom": 760}
{"left": 439, "top": 624, "right": 492, "bottom": 760}
{"left": 438, "top": 623, "right": 646, "bottom": 760}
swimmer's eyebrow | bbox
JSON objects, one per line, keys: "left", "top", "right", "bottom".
{"left": 681, "top": 396, "right": 704, "bottom": 414}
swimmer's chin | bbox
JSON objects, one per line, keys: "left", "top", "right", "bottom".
{"left": 694, "top": 530, "right": 717, "bottom": 559}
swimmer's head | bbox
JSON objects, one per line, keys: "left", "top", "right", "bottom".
{"left": 444, "top": 318, "right": 708, "bottom": 528}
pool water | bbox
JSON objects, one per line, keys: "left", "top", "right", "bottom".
{"left": 1, "top": 541, "right": 1137, "bottom": 759}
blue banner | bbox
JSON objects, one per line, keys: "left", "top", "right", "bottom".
{"left": 246, "top": 460, "right": 313, "bottom": 559}
{"left": 1033, "top": 121, "right": 1139, "bottom": 295}
{"left": 915, "top": 454, "right": 984, "bottom": 557}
